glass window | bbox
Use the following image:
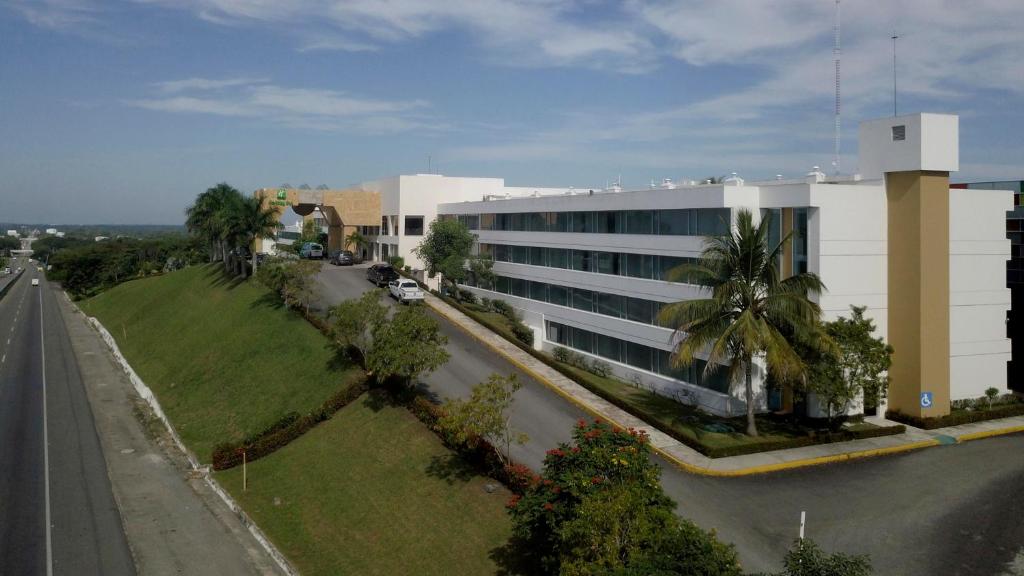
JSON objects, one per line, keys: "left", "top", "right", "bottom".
{"left": 597, "top": 211, "right": 622, "bottom": 234}
{"left": 626, "top": 210, "right": 654, "bottom": 234}
{"left": 571, "top": 288, "right": 594, "bottom": 312}
{"left": 597, "top": 252, "right": 620, "bottom": 275}
{"left": 548, "top": 284, "right": 569, "bottom": 306}
{"left": 381, "top": 216, "right": 389, "bottom": 234}
{"left": 511, "top": 245, "right": 529, "bottom": 264}
{"left": 571, "top": 211, "right": 593, "bottom": 233}
{"left": 495, "top": 276, "right": 510, "bottom": 294}
{"left": 571, "top": 250, "right": 593, "bottom": 272}
{"left": 547, "top": 321, "right": 568, "bottom": 345}
{"left": 509, "top": 213, "right": 524, "bottom": 231}
{"left": 572, "top": 328, "right": 594, "bottom": 353}
{"left": 404, "top": 216, "right": 424, "bottom": 236}
{"left": 529, "top": 246, "right": 546, "bottom": 266}
{"left": 526, "top": 212, "right": 547, "bottom": 232}
{"left": 625, "top": 297, "right": 653, "bottom": 324}
{"left": 548, "top": 248, "right": 568, "bottom": 269}
{"left": 492, "top": 244, "right": 508, "bottom": 262}
{"left": 596, "top": 292, "right": 623, "bottom": 318}
{"left": 510, "top": 277, "right": 528, "bottom": 298}
{"left": 626, "top": 253, "right": 655, "bottom": 280}
{"left": 479, "top": 213, "right": 494, "bottom": 231}
{"left": 529, "top": 280, "right": 547, "bottom": 302}
{"left": 626, "top": 342, "right": 653, "bottom": 371}
{"left": 597, "top": 334, "right": 622, "bottom": 362}
{"left": 658, "top": 209, "right": 690, "bottom": 235}
{"left": 658, "top": 256, "right": 687, "bottom": 281}
{"left": 554, "top": 212, "right": 572, "bottom": 232}
{"left": 698, "top": 208, "right": 731, "bottom": 236}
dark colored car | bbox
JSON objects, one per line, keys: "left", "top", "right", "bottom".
{"left": 330, "top": 250, "right": 356, "bottom": 266}
{"left": 366, "top": 263, "right": 399, "bottom": 287}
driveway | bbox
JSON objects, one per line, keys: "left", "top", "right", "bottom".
{"left": 314, "top": 263, "right": 1024, "bottom": 576}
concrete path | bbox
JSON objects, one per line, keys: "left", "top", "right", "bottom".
{"left": 57, "top": 288, "right": 283, "bottom": 575}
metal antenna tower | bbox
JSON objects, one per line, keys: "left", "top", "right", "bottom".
{"left": 832, "top": 0, "right": 841, "bottom": 176}
{"left": 891, "top": 32, "right": 899, "bottom": 117}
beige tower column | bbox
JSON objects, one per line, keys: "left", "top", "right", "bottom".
{"left": 885, "top": 171, "right": 951, "bottom": 417}
{"left": 780, "top": 207, "right": 796, "bottom": 412}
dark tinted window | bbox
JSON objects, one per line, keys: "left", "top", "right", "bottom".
{"left": 404, "top": 216, "right": 424, "bottom": 236}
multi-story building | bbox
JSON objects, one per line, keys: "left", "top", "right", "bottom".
{"left": 257, "top": 112, "right": 1012, "bottom": 419}
{"left": 951, "top": 179, "right": 1024, "bottom": 394}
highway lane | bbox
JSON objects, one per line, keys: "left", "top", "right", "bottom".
{"left": 316, "top": 263, "right": 1024, "bottom": 575}
{"left": 0, "top": 262, "right": 135, "bottom": 576}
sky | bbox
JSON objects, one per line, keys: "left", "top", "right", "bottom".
{"left": 1, "top": 0, "right": 1022, "bottom": 225}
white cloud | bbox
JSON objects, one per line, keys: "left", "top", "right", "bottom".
{"left": 3, "top": 0, "right": 100, "bottom": 29}
{"left": 129, "top": 78, "right": 435, "bottom": 133}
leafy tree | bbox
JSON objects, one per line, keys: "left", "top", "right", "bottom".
{"left": 804, "top": 306, "right": 892, "bottom": 426}
{"left": 366, "top": 305, "right": 449, "bottom": 386}
{"left": 329, "top": 290, "right": 387, "bottom": 366}
{"left": 659, "top": 209, "right": 828, "bottom": 436}
{"left": 413, "top": 218, "right": 474, "bottom": 292}
{"left": 509, "top": 420, "right": 740, "bottom": 575}
{"left": 438, "top": 373, "right": 527, "bottom": 466}
{"left": 468, "top": 254, "right": 496, "bottom": 291}
{"left": 0, "top": 236, "right": 20, "bottom": 255}
{"left": 763, "top": 539, "right": 872, "bottom": 576}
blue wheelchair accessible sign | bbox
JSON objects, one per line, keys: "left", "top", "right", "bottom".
{"left": 920, "top": 392, "right": 934, "bottom": 408}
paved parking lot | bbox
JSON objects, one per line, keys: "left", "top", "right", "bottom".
{"left": 313, "top": 262, "right": 1024, "bottom": 576}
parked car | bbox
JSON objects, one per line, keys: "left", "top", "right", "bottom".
{"left": 366, "top": 263, "right": 399, "bottom": 287}
{"left": 388, "top": 279, "right": 424, "bottom": 304}
{"left": 299, "top": 242, "right": 324, "bottom": 259}
{"left": 330, "top": 250, "right": 357, "bottom": 266}
{"left": 255, "top": 252, "right": 268, "bottom": 266}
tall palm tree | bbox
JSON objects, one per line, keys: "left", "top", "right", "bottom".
{"left": 345, "top": 230, "right": 368, "bottom": 257}
{"left": 658, "top": 209, "right": 827, "bottom": 436}
{"left": 228, "top": 194, "right": 280, "bottom": 277}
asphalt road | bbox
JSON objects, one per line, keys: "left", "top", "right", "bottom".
{"left": 315, "top": 262, "right": 1024, "bottom": 575}
{"left": 0, "top": 259, "right": 135, "bottom": 576}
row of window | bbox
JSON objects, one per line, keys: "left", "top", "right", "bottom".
{"left": 447, "top": 208, "right": 731, "bottom": 236}
{"left": 479, "top": 243, "right": 699, "bottom": 282}
{"left": 378, "top": 216, "right": 425, "bottom": 237}
{"left": 463, "top": 273, "right": 669, "bottom": 326}
{"left": 546, "top": 321, "right": 730, "bottom": 393}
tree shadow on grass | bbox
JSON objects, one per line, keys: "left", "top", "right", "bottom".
{"left": 203, "top": 264, "right": 247, "bottom": 291}
{"left": 488, "top": 536, "right": 536, "bottom": 576}
{"left": 424, "top": 453, "right": 475, "bottom": 485}
{"left": 250, "top": 291, "right": 285, "bottom": 311}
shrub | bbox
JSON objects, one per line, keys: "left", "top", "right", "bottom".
{"left": 588, "top": 360, "right": 612, "bottom": 378}
{"left": 387, "top": 255, "right": 405, "bottom": 269}
{"left": 491, "top": 299, "right": 515, "bottom": 320}
{"left": 510, "top": 321, "right": 534, "bottom": 346}
{"left": 553, "top": 346, "right": 571, "bottom": 363}
{"left": 458, "top": 288, "right": 478, "bottom": 304}
{"left": 888, "top": 402, "right": 1024, "bottom": 429}
{"left": 481, "top": 297, "right": 492, "bottom": 311}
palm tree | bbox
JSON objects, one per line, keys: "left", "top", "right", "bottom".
{"left": 345, "top": 230, "right": 368, "bottom": 257}
{"left": 227, "top": 194, "right": 280, "bottom": 278}
{"left": 186, "top": 186, "right": 231, "bottom": 263}
{"left": 658, "top": 209, "right": 827, "bottom": 436}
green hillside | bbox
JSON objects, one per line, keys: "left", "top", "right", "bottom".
{"left": 81, "top": 264, "right": 362, "bottom": 461}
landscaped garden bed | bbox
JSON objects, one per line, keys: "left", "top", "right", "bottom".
{"left": 888, "top": 394, "right": 1024, "bottom": 429}
{"left": 440, "top": 294, "right": 906, "bottom": 459}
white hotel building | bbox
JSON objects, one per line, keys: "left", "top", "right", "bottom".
{"left": 298, "top": 113, "right": 1013, "bottom": 419}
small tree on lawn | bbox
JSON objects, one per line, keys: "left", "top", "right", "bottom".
{"left": 438, "top": 373, "right": 527, "bottom": 466}
{"left": 282, "top": 260, "right": 319, "bottom": 313}
{"left": 329, "top": 290, "right": 387, "bottom": 367}
{"left": 367, "top": 305, "right": 450, "bottom": 386}
{"left": 509, "top": 419, "right": 740, "bottom": 575}
{"left": 413, "top": 218, "right": 474, "bottom": 294}
{"left": 764, "top": 539, "right": 872, "bottom": 576}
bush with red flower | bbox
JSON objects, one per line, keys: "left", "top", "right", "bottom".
{"left": 508, "top": 420, "right": 740, "bottom": 575}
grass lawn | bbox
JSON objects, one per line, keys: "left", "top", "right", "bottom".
{"left": 81, "top": 264, "right": 363, "bottom": 461}
{"left": 217, "top": 393, "right": 512, "bottom": 576}
{"left": 456, "top": 299, "right": 894, "bottom": 458}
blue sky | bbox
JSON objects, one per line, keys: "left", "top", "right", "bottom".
{"left": 1, "top": 0, "right": 1022, "bottom": 224}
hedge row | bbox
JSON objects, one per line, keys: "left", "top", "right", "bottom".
{"left": 437, "top": 293, "right": 907, "bottom": 459}
{"left": 887, "top": 402, "right": 1024, "bottom": 430}
{"left": 211, "top": 375, "right": 370, "bottom": 470}
{"left": 406, "top": 393, "right": 537, "bottom": 494}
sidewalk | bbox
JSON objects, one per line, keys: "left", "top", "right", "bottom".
{"left": 424, "top": 293, "right": 1024, "bottom": 476}
{"left": 57, "top": 293, "right": 284, "bottom": 575}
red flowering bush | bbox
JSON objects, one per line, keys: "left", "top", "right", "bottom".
{"left": 508, "top": 419, "right": 739, "bottom": 575}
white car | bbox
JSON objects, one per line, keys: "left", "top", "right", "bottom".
{"left": 388, "top": 279, "right": 424, "bottom": 304}
{"left": 32, "top": 278, "right": 40, "bottom": 286}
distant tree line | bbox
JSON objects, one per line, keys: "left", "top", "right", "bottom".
{"left": 45, "top": 235, "right": 205, "bottom": 299}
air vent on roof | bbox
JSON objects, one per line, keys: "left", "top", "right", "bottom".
{"left": 891, "top": 125, "right": 906, "bottom": 141}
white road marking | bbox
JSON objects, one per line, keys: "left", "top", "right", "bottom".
{"left": 39, "top": 289, "right": 53, "bottom": 576}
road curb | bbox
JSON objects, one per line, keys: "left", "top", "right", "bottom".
{"left": 425, "top": 297, "right": 948, "bottom": 477}
{"left": 66, "top": 295, "right": 298, "bottom": 576}
{"left": 955, "top": 424, "right": 1024, "bottom": 443}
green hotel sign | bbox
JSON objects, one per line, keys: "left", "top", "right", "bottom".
{"left": 277, "top": 189, "right": 287, "bottom": 200}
